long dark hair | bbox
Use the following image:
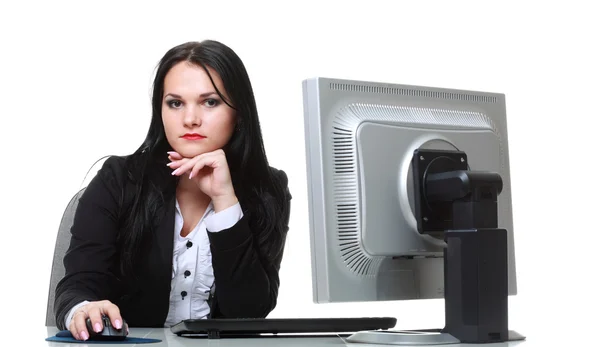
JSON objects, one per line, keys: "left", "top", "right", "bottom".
{"left": 118, "top": 40, "right": 288, "bottom": 277}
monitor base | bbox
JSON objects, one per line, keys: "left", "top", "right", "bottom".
{"left": 345, "top": 329, "right": 526, "bottom": 345}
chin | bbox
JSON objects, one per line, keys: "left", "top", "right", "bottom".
{"left": 177, "top": 149, "right": 204, "bottom": 158}
{"left": 175, "top": 145, "right": 218, "bottom": 159}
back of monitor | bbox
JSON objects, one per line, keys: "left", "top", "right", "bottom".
{"left": 302, "top": 77, "right": 517, "bottom": 304}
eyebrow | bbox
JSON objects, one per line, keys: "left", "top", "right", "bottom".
{"left": 164, "top": 92, "right": 218, "bottom": 99}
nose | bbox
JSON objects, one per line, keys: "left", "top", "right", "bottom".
{"left": 183, "top": 105, "right": 201, "bottom": 128}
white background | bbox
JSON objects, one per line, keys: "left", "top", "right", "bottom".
{"left": 0, "top": 0, "right": 598, "bottom": 344}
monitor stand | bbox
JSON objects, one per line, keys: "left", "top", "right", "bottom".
{"left": 346, "top": 149, "right": 526, "bottom": 345}
{"left": 346, "top": 227, "right": 526, "bottom": 345}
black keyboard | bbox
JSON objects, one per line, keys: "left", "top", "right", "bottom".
{"left": 171, "top": 317, "right": 397, "bottom": 339}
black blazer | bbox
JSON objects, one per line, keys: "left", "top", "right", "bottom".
{"left": 54, "top": 155, "right": 291, "bottom": 330}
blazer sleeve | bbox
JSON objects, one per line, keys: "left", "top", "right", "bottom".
{"left": 206, "top": 169, "right": 292, "bottom": 318}
{"left": 54, "top": 156, "right": 125, "bottom": 330}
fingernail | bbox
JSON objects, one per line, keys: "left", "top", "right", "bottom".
{"left": 115, "top": 319, "right": 122, "bottom": 329}
{"left": 80, "top": 331, "right": 89, "bottom": 340}
{"left": 189, "top": 172, "right": 194, "bottom": 179}
{"left": 94, "top": 323, "right": 102, "bottom": 332}
{"left": 172, "top": 168, "right": 179, "bottom": 175}
{"left": 166, "top": 162, "right": 173, "bottom": 166}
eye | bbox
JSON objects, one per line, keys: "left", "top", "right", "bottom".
{"left": 167, "top": 100, "right": 183, "bottom": 108}
{"left": 204, "top": 98, "right": 219, "bottom": 107}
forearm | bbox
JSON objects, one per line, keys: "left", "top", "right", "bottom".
{"left": 214, "top": 244, "right": 277, "bottom": 317}
{"left": 206, "top": 169, "right": 290, "bottom": 318}
{"left": 208, "top": 216, "right": 279, "bottom": 318}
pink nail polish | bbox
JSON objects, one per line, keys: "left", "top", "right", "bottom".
{"left": 115, "top": 319, "right": 122, "bottom": 329}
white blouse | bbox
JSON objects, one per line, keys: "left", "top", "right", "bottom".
{"left": 164, "top": 200, "right": 243, "bottom": 327}
{"left": 64, "top": 200, "right": 243, "bottom": 329}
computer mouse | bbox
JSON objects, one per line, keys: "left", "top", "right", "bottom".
{"left": 85, "top": 314, "right": 128, "bottom": 341}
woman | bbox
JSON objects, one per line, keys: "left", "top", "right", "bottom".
{"left": 54, "top": 40, "right": 292, "bottom": 341}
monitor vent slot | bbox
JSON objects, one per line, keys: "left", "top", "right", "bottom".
{"left": 330, "top": 102, "right": 502, "bottom": 277}
{"left": 330, "top": 82, "right": 497, "bottom": 103}
{"left": 331, "top": 114, "right": 383, "bottom": 277}
{"left": 332, "top": 123, "right": 381, "bottom": 276}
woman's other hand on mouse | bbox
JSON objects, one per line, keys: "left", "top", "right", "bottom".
{"left": 69, "top": 300, "right": 124, "bottom": 341}
{"left": 168, "top": 149, "right": 238, "bottom": 211}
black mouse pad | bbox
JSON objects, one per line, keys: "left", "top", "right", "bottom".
{"left": 46, "top": 330, "right": 162, "bottom": 344}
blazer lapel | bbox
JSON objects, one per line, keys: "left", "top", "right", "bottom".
{"left": 148, "top": 151, "right": 177, "bottom": 274}
{"left": 155, "top": 191, "right": 176, "bottom": 278}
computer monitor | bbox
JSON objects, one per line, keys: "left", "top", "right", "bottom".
{"left": 301, "top": 77, "right": 524, "bottom": 345}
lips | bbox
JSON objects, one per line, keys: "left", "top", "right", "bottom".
{"left": 181, "top": 133, "right": 206, "bottom": 140}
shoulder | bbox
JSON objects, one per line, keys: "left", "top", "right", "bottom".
{"left": 83, "top": 154, "right": 135, "bottom": 200}
{"left": 95, "top": 155, "right": 130, "bottom": 184}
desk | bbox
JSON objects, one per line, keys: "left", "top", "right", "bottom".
{"left": 40, "top": 327, "right": 531, "bottom": 347}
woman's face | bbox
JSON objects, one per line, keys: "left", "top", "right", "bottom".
{"left": 161, "top": 61, "right": 236, "bottom": 158}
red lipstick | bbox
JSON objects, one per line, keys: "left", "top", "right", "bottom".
{"left": 181, "top": 133, "right": 206, "bottom": 140}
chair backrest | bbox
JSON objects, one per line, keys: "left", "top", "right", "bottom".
{"left": 45, "top": 187, "right": 86, "bottom": 326}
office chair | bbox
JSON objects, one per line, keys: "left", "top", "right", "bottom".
{"left": 45, "top": 156, "right": 110, "bottom": 326}
{"left": 45, "top": 187, "right": 86, "bottom": 326}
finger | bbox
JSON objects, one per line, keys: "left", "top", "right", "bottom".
{"left": 172, "top": 156, "right": 201, "bottom": 176}
{"left": 102, "top": 302, "right": 123, "bottom": 330}
{"left": 73, "top": 311, "right": 90, "bottom": 341}
{"left": 167, "top": 151, "right": 184, "bottom": 166}
{"left": 167, "top": 157, "right": 188, "bottom": 170}
{"left": 68, "top": 319, "right": 80, "bottom": 340}
{"left": 173, "top": 151, "right": 224, "bottom": 176}
{"left": 189, "top": 156, "right": 214, "bottom": 179}
{"left": 87, "top": 307, "right": 104, "bottom": 334}
{"left": 167, "top": 151, "right": 183, "bottom": 159}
